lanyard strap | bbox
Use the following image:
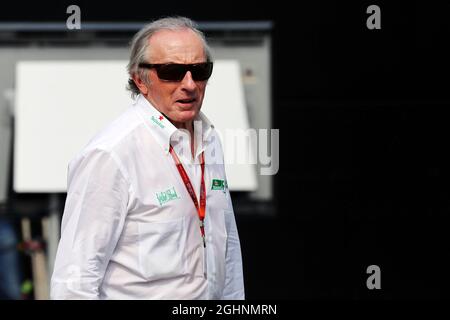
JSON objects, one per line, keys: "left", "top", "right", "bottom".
{"left": 169, "top": 145, "right": 206, "bottom": 247}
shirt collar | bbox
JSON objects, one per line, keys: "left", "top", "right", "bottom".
{"left": 134, "top": 94, "right": 214, "bottom": 155}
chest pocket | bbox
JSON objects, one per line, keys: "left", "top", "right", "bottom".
{"left": 137, "top": 217, "right": 187, "bottom": 280}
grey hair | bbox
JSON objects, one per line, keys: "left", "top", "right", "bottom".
{"left": 126, "top": 16, "right": 213, "bottom": 98}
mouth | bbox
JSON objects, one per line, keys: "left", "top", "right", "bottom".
{"left": 176, "top": 98, "right": 196, "bottom": 106}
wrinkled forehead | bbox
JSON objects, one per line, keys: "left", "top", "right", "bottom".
{"left": 147, "top": 29, "right": 206, "bottom": 63}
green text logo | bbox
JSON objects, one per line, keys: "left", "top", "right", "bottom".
{"left": 156, "top": 187, "right": 180, "bottom": 206}
{"left": 151, "top": 115, "right": 165, "bottom": 129}
{"left": 211, "top": 179, "right": 226, "bottom": 191}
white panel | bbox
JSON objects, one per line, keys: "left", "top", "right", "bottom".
{"left": 14, "top": 60, "right": 257, "bottom": 192}
{"left": 14, "top": 61, "right": 132, "bottom": 192}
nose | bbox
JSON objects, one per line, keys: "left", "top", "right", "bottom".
{"left": 180, "top": 71, "right": 197, "bottom": 91}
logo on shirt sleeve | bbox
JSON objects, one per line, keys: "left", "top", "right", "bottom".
{"left": 156, "top": 186, "right": 180, "bottom": 206}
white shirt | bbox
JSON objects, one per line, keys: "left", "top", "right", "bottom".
{"left": 51, "top": 94, "right": 245, "bottom": 300}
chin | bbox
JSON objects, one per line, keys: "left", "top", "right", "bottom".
{"left": 179, "top": 109, "right": 198, "bottom": 120}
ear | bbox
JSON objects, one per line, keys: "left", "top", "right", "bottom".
{"left": 132, "top": 73, "right": 149, "bottom": 95}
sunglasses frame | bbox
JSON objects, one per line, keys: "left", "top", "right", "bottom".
{"left": 138, "top": 62, "right": 213, "bottom": 82}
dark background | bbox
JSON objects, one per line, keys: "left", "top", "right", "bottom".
{"left": 2, "top": 0, "right": 450, "bottom": 299}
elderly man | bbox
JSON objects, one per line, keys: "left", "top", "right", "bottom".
{"left": 51, "top": 16, "right": 245, "bottom": 300}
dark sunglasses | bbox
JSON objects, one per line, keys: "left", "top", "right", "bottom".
{"left": 138, "top": 62, "right": 213, "bottom": 81}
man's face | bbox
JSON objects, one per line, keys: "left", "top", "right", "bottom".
{"left": 139, "top": 29, "right": 208, "bottom": 126}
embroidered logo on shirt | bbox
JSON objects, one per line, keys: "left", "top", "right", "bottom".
{"left": 156, "top": 187, "right": 180, "bottom": 206}
{"left": 151, "top": 115, "right": 165, "bottom": 129}
{"left": 211, "top": 179, "right": 226, "bottom": 191}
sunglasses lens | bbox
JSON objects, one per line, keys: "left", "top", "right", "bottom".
{"left": 157, "top": 64, "right": 187, "bottom": 81}
{"left": 156, "top": 63, "right": 213, "bottom": 81}
{"left": 191, "top": 63, "right": 213, "bottom": 81}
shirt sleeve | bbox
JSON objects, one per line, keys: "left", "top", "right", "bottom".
{"left": 221, "top": 189, "right": 246, "bottom": 300}
{"left": 50, "top": 149, "right": 129, "bottom": 299}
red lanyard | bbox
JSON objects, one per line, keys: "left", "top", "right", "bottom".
{"left": 169, "top": 145, "right": 206, "bottom": 247}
